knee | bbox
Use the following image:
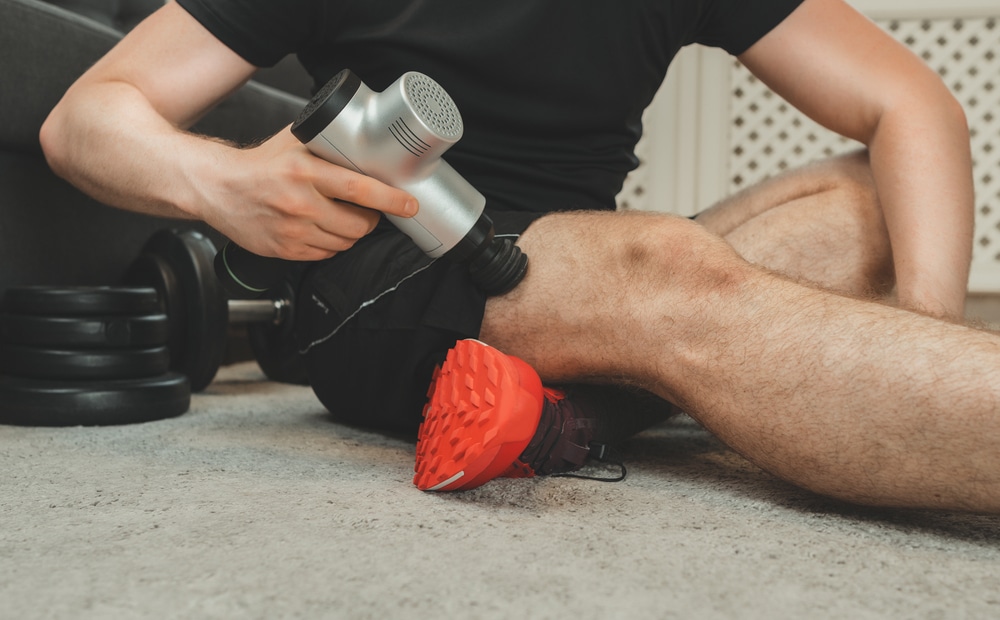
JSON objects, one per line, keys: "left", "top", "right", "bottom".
{"left": 609, "top": 213, "right": 754, "bottom": 295}
{"left": 836, "top": 151, "right": 883, "bottom": 225}
{"left": 519, "top": 210, "right": 753, "bottom": 299}
{"left": 786, "top": 150, "right": 893, "bottom": 296}
{"left": 833, "top": 150, "right": 878, "bottom": 199}
{"left": 486, "top": 211, "right": 759, "bottom": 382}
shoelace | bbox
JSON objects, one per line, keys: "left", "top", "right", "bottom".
{"left": 552, "top": 442, "right": 628, "bottom": 483}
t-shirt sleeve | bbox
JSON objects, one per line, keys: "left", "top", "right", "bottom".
{"left": 175, "top": 0, "right": 322, "bottom": 67}
{"left": 692, "top": 0, "right": 807, "bottom": 56}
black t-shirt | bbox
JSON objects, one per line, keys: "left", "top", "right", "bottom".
{"left": 177, "top": 0, "right": 804, "bottom": 213}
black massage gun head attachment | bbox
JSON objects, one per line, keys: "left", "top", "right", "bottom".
{"left": 467, "top": 237, "right": 528, "bottom": 296}
{"left": 444, "top": 214, "right": 527, "bottom": 296}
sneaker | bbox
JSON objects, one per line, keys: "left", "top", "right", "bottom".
{"left": 413, "top": 339, "right": 611, "bottom": 492}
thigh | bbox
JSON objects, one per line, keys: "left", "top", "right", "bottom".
{"left": 694, "top": 149, "right": 877, "bottom": 235}
{"left": 694, "top": 150, "right": 893, "bottom": 296}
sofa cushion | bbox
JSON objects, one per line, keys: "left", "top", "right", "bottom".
{"left": 0, "top": 0, "right": 122, "bottom": 154}
{"left": 42, "top": 0, "right": 163, "bottom": 32}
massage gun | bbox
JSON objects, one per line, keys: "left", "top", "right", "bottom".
{"left": 215, "top": 69, "right": 528, "bottom": 299}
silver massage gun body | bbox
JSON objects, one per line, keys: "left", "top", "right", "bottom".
{"left": 215, "top": 69, "right": 527, "bottom": 298}
{"left": 294, "top": 70, "right": 485, "bottom": 259}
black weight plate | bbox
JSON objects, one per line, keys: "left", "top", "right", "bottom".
{"left": 1, "top": 313, "right": 169, "bottom": 348}
{"left": 247, "top": 279, "right": 309, "bottom": 385}
{"left": 122, "top": 252, "right": 186, "bottom": 368}
{"left": 130, "top": 230, "right": 228, "bottom": 392}
{"left": 2, "top": 286, "right": 160, "bottom": 317}
{"left": 0, "top": 372, "right": 190, "bottom": 427}
{"left": 0, "top": 344, "right": 170, "bottom": 381}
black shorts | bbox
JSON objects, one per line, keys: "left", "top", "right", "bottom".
{"left": 295, "top": 210, "right": 545, "bottom": 434}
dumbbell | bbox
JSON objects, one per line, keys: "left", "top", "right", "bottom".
{"left": 123, "top": 229, "right": 307, "bottom": 392}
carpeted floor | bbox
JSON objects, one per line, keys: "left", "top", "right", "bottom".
{"left": 2, "top": 361, "right": 998, "bottom": 619}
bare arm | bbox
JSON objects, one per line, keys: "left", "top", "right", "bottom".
{"left": 739, "top": 0, "right": 974, "bottom": 319}
{"left": 40, "top": 2, "right": 416, "bottom": 261}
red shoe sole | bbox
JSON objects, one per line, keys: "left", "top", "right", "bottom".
{"left": 413, "top": 340, "right": 543, "bottom": 492}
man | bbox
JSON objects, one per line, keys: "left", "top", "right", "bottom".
{"left": 40, "top": 0, "right": 997, "bottom": 511}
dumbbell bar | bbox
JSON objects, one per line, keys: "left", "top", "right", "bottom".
{"left": 123, "top": 229, "right": 307, "bottom": 392}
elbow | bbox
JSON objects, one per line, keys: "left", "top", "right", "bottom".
{"left": 863, "top": 77, "right": 971, "bottom": 149}
{"left": 924, "top": 67, "right": 970, "bottom": 134}
{"left": 920, "top": 71, "right": 970, "bottom": 139}
{"left": 941, "top": 86, "right": 970, "bottom": 135}
{"left": 39, "top": 104, "right": 71, "bottom": 179}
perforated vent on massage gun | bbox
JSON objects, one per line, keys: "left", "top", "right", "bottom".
{"left": 404, "top": 73, "right": 463, "bottom": 139}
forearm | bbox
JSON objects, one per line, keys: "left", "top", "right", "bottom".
{"left": 41, "top": 77, "right": 417, "bottom": 262}
{"left": 867, "top": 95, "right": 975, "bottom": 320}
{"left": 41, "top": 80, "right": 233, "bottom": 222}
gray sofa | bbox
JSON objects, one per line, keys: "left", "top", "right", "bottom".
{"left": 0, "top": 0, "right": 309, "bottom": 296}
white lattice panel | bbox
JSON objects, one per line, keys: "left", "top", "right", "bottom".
{"left": 728, "top": 78, "right": 856, "bottom": 187}
{"left": 618, "top": 131, "right": 651, "bottom": 212}
{"left": 729, "top": 15, "right": 1000, "bottom": 290}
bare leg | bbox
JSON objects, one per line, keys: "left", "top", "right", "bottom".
{"left": 481, "top": 211, "right": 1000, "bottom": 512}
{"left": 540, "top": 151, "right": 895, "bottom": 444}
{"left": 695, "top": 149, "right": 895, "bottom": 298}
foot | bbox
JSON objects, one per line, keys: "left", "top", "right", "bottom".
{"left": 413, "top": 339, "right": 596, "bottom": 491}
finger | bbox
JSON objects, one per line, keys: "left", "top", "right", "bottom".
{"left": 310, "top": 160, "right": 418, "bottom": 218}
{"left": 280, "top": 229, "right": 363, "bottom": 261}
{"left": 313, "top": 199, "right": 381, "bottom": 241}
{"left": 253, "top": 201, "right": 371, "bottom": 258}
{"left": 284, "top": 244, "right": 337, "bottom": 262}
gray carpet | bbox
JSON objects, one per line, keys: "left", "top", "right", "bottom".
{"left": 3, "top": 362, "right": 998, "bottom": 619}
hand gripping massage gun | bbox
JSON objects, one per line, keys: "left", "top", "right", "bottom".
{"left": 214, "top": 69, "right": 528, "bottom": 299}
